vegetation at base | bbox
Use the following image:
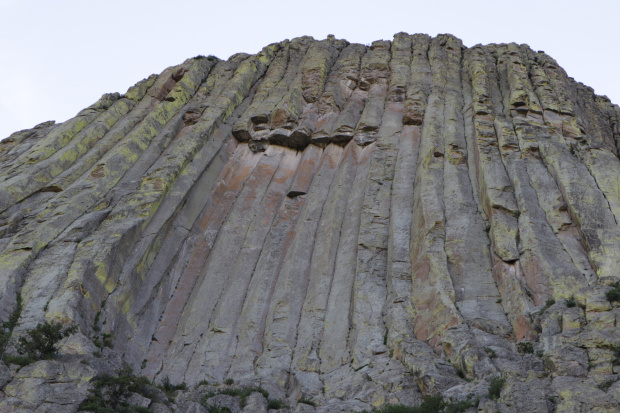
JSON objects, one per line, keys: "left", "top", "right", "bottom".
{"left": 443, "top": 396, "right": 478, "bottom": 413}
{"left": 17, "top": 322, "right": 77, "bottom": 360}
{"left": 93, "top": 332, "right": 113, "bottom": 349}
{"left": 267, "top": 398, "right": 288, "bottom": 409}
{"left": 3, "top": 354, "right": 32, "bottom": 366}
{"left": 200, "top": 385, "right": 269, "bottom": 408}
{"left": 488, "top": 376, "right": 506, "bottom": 400}
{"left": 92, "top": 303, "right": 113, "bottom": 351}
{"left": 361, "top": 394, "right": 477, "bottom": 413}
{"left": 2, "top": 317, "right": 77, "bottom": 366}
{"left": 517, "top": 342, "right": 534, "bottom": 354}
{"left": 610, "top": 345, "right": 620, "bottom": 366}
{"left": 484, "top": 347, "right": 497, "bottom": 358}
{"left": 158, "top": 376, "right": 187, "bottom": 400}
{"left": 298, "top": 398, "right": 316, "bottom": 406}
{"left": 224, "top": 378, "right": 234, "bottom": 385}
{"left": 78, "top": 366, "right": 155, "bottom": 413}
{"left": 542, "top": 298, "right": 556, "bottom": 313}
{"left": 566, "top": 296, "right": 576, "bottom": 308}
{"left": 79, "top": 367, "right": 188, "bottom": 412}
{"left": 1, "top": 294, "right": 73, "bottom": 368}
{"left": 606, "top": 282, "right": 620, "bottom": 302}
{"left": 0, "top": 293, "right": 22, "bottom": 357}
{"left": 207, "top": 407, "right": 231, "bottom": 413}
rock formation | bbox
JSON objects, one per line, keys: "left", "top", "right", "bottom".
{"left": 1, "top": 32, "right": 620, "bottom": 412}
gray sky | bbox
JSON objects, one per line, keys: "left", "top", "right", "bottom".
{"left": 1, "top": 0, "right": 618, "bottom": 140}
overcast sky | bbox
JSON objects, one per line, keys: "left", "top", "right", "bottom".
{"left": 1, "top": 0, "right": 618, "bottom": 140}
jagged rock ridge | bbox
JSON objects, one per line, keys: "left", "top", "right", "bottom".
{"left": 1, "top": 32, "right": 620, "bottom": 412}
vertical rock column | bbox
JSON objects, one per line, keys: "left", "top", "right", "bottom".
{"left": 439, "top": 38, "right": 511, "bottom": 381}
{"left": 292, "top": 143, "right": 359, "bottom": 374}
{"left": 348, "top": 38, "right": 394, "bottom": 367}
{"left": 409, "top": 35, "right": 462, "bottom": 351}
{"left": 462, "top": 45, "right": 533, "bottom": 340}
{"left": 256, "top": 144, "right": 344, "bottom": 385}
{"left": 311, "top": 43, "right": 367, "bottom": 145}
{"left": 229, "top": 145, "right": 323, "bottom": 379}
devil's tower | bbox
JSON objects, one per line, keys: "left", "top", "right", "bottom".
{"left": 1, "top": 33, "right": 620, "bottom": 412}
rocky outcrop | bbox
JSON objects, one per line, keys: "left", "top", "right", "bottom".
{"left": 1, "top": 33, "right": 620, "bottom": 412}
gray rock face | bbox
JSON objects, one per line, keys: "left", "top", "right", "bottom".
{"left": 0, "top": 33, "right": 620, "bottom": 412}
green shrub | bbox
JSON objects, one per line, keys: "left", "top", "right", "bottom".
{"left": 382, "top": 405, "right": 416, "bottom": 413}
{"left": 158, "top": 376, "right": 186, "bottom": 399}
{"left": 267, "top": 398, "right": 288, "bottom": 409}
{"left": 202, "top": 386, "right": 269, "bottom": 408}
{"left": 444, "top": 396, "right": 477, "bottom": 413}
{"left": 3, "top": 354, "right": 32, "bottom": 366}
{"left": 371, "top": 394, "right": 444, "bottom": 413}
{"left": 542, "top": 298, "right": 556, "bottom": 312}
{"left": 224, "top": 378, "right": 234, "bottom": 385}
{"left": 488, "top": 376, "right": 505, "bottom": 400}
{"left": 93, "top": 331, "right": 113, "bottom": 349}
{"left": 200, "top": 391, "right": 218, "bottom": 405}
{"left": 566, "top": 296, "right": 576, "bottom": 308}
{"left": 361, "top": 393, "right": 476, "bottom": 413}
{"left": 0, "top": 293, "right": 22, "bottom": 356}
{"left": 78, "top": 366, "right": 154, "bottom": 413}
{"left": 417, "top": 394, "right": 445, "bottom": 413}
{"left": 484, "top": 347, "right": 497, "bottom": 358}
{"left": 102, "top": 332, "right": 113, "bottom": 348}
{"left": 607, "top": 282, "right": 620, "bottom": 302}
{"left": 298, "top": 398, "right": 316, "bottom": 406}
{"left": 517, "top": 342, "right": 534, "bottom": 354}
{"left": 12, "top": 322, "right": 77, "bottom": 362}
{"left": 208, "top": 407, "right": 231, "bottom": 413}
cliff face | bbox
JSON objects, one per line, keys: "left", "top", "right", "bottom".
{"left": 1, "top": 33, "right": 620, "bottom": 412}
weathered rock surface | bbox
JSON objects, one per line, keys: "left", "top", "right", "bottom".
{"left": 1, "top": 32, "right": 620, "bottom": 412}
